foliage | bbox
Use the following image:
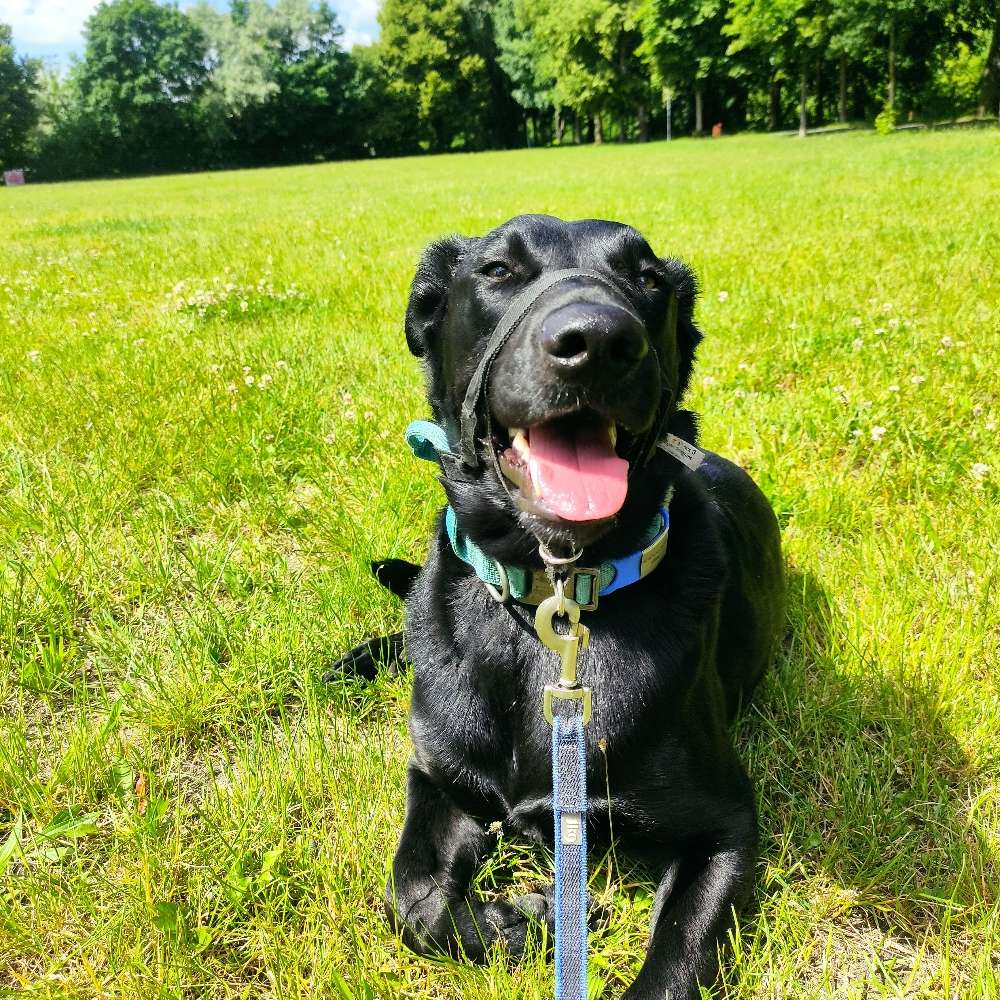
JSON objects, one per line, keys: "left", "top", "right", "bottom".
{"left": 0, "top": 130, "right": 998, "bottom": 995}
{"left": 70, "top": 0, "right": 210, "bottom": 175}
{"left": 371, "top": 0, "right": 521, "bottom": 152}
{"left": 191, "top": 0, "right": 359, "bottom": 166}
{"left": 874, "top": 102, "right": 897, "bottom": 132}
{"left": 0, "top": 23, "right": 39, "bottom": 169}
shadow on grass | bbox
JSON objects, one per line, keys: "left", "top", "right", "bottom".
{"left": 741, "top": 568, "right": 995, "bottom": 942}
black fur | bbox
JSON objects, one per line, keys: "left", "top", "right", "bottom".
{"left": 333, "top": 215, "right": 784, "bottom": 998}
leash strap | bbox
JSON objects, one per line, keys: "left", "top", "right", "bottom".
{"left": 458, "top": 268, "right": 634, "bottom": 468}
{"left": 552, "top": 713, "right": 588, "bottom": 1000}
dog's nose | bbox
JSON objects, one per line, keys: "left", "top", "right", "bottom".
{"left": 539, "top": 302, "right": 648, "bottom": 375}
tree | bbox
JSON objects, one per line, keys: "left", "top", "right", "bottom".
{"left": 0, "top": 23, "right": 40, "bottom": 169}
{"left": 75, "top": 0, "right": 210, "bottom": 174}
{"left": 191, "top": 0, "right": 358, "bottom": 165}
{"left": 638, "top": 0, "right": 730, "bottom": 135}
{"left": 376, "top": 0, "right": 519, "bottom": 152}
{"left": 521, "top": 0, "right": 648, "bottom": 143}
{"left": 494, "top": 0, "right": 557, "bottom": 143}
{"left": 726, "top": 0, "right": 829, "bottom": 135}
{"left": 349, "top": 44, "right": 422, "bottom": 156}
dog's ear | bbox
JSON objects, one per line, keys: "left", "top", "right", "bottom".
{"left": 404, "top": 235, "right": 470, "bottom": 358}
{"left": 661, "top": 257, "right": 702, "bottom": 400}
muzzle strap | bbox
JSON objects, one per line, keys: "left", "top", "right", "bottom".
{"left": 458, "top": 268, "right": 623, "bottom": 469}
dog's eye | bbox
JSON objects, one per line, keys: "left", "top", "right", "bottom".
{"left": 639, "top": 268, "right": 661, "bottom": 290}
{"left": 483, "top": 262, "right": 512, "bottom": 279}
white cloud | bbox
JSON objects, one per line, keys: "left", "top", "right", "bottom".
{"left": 1, "top": 0, "right": 100, "bottom": 48}
{"left": 336, "top": 0, "right": 377, "bottom": 48}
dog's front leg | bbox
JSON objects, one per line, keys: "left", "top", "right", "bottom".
{"left": 623, "top": 821, "right": 757, "bottom": 1000}
{"left": 386, "top": 763, "right": 546, "bottom": 962}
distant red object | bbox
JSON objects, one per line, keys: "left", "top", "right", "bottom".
{"left": 3, "top": 169, "right": 25, "bottom": 186}
{"left": 711, "top": 123, "right": 723, "bottom": 138}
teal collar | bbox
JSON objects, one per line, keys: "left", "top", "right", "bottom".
{"left": 407, "top": 419, "right": 671, "bottom": 609}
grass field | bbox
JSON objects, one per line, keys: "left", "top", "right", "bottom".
{"left": 1, "top": 129, "right": 998, "bottom": 999}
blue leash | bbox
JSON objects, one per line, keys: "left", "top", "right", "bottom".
{"left": 552, "top": 714, "right": 588, "bottom": 1000}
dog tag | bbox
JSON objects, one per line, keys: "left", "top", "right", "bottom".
{"left": 659, "top": 434, "right": 705, "bottom": 471}
{"left": 560, "top": 813, "right": 583, "bottom": 845}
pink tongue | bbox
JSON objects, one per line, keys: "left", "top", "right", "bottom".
{"left": 526, "top": 424, "right": 629, "bottom": 521}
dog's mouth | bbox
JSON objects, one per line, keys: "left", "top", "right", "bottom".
{"left": 493, "top": 412, "right": 632, "bottom": 523}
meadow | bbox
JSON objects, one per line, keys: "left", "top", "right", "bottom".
{"left": 1, "top": 129, "right": 998, "bottom": 999}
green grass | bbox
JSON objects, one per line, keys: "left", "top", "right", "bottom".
{"left": 1, "top": 129, "right": 998, "bottom": 999}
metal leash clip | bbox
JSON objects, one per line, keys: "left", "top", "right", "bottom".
{"left": 535, "top": 576, "right": 592, "bottom": 726}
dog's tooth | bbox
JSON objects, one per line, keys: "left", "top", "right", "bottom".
{"left": 512, "top": 429, "right": 529, "bottom": 457}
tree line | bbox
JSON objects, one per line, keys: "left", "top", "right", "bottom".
{"left": 1, "top": 0, "right": 998, "bottom": 182}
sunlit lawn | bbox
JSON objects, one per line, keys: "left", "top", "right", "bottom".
{"left": 1, "top": 128, "right": 998, "bottom": 998}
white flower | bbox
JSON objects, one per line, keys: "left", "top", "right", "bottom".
{"left": 852, "top": 338, "right": 864, "bottom": 350}
{"left": 940, "top": 335, "right": 954, "bottom": 347}
{"left": 882, "top": 303, "right": 893, "bottom": 312}
{"left": 972, "top": 405, "right": 983, "bottom": 416}
{"left": 239, "top": 300, "right": 249, "bottom": 313}
{"left": 851, "top": 429, "right": 862, "bottom": 438}
{"left": 888, "top": 318, "right": 900, "bottom": 328}
{"left": 275, "top": 360, "right": 289, "bottom": 371}
{"left": 971, "top": 463, "right": 989, "bottom": 481}
{"left": 833, "top": 385, "right": 846, "bottom": 394}
{"left": 738, "top": 362, "right": 749, "bottom": 370}
{"left": 244, "top": 374, "right": 255, "bottom": 386}
{"left": 26, "top": 349, "right": 40, "bottom": 362}
{"left": 323, "top": 432, "right": 336, "bottom": 444}
{"left": 871, "top": 425, "right": 887, "bottom": 442}
{"left": 851, "top": 316, "right": 862, "bottom": 327}
{"left": 734, "top": 388, "right": 746, "bottom": 398}
{"left": 717, "top": 290, "right": 729, "bottom": 302}
{"left": 258, "top": 373, "right": 273, "bottom": 389}
{"left": 226, "top": 383, "right": 237, "bottom": 393}
{"left": 702, "top": 376, "right": 715, "bottom": 387}
{"left": 911, "top": 375, "right": 926, "bottom": 385}
{"left": 888, "top": 384, "right": 900, "bottom": 392}
{"left": 874, "top": 327, "right": 886, "bottom": 336}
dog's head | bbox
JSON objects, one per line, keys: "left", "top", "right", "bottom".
{"left": 406, "top": 214, "right": 701, "bottom": 561}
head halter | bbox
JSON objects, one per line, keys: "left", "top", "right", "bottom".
{"left": 449, "top": 267, "right": 679, "bottom": 477}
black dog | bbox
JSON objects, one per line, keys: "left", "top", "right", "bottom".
{"left": 334, "top": 215, "right": 784, "bottom": 998}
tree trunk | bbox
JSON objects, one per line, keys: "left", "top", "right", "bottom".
{"left": 554, "top": 107, "right": 564, "bottom": 145}
{"left": 888, "top": 18, "right": 896, "bottom": 109}
{"left": 638, "top": 102, "right": 649, "bottom": 142}
{"left": 816, "top": 66, "right": 824, "bottom": 123}
{"left": 798, "top": 68, "right": 808, "bottom": 137}
{"left": 573, "top": 113, "right": 581, "bottom": 144}
{"left": 839, "top": 55, "right": 847, "bottom": 123}
{"left": 694, "top": 86, "right": 703, "bottom": 135}
{"left": 768, "top": 78, "right": 781, "bottom": 131}
{"left": 618, "top": 111, "right": 627, "bottom": 142}
{"left": 593, "top": 113, "right": 604, "bottom": 144}
{"left": 979, "top": 10, "right": 1000, "bottom": 119}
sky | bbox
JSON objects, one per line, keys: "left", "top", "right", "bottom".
{"left": 0, "top": 0, "right": 380, "bottom": 67}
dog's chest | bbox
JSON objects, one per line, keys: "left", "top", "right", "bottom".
{"left": 406, "top": 585, "right": 696, "bottom": 820}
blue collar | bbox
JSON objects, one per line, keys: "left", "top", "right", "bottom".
{"left": 406, "top": 420, "right": 670, "bottom": 608}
